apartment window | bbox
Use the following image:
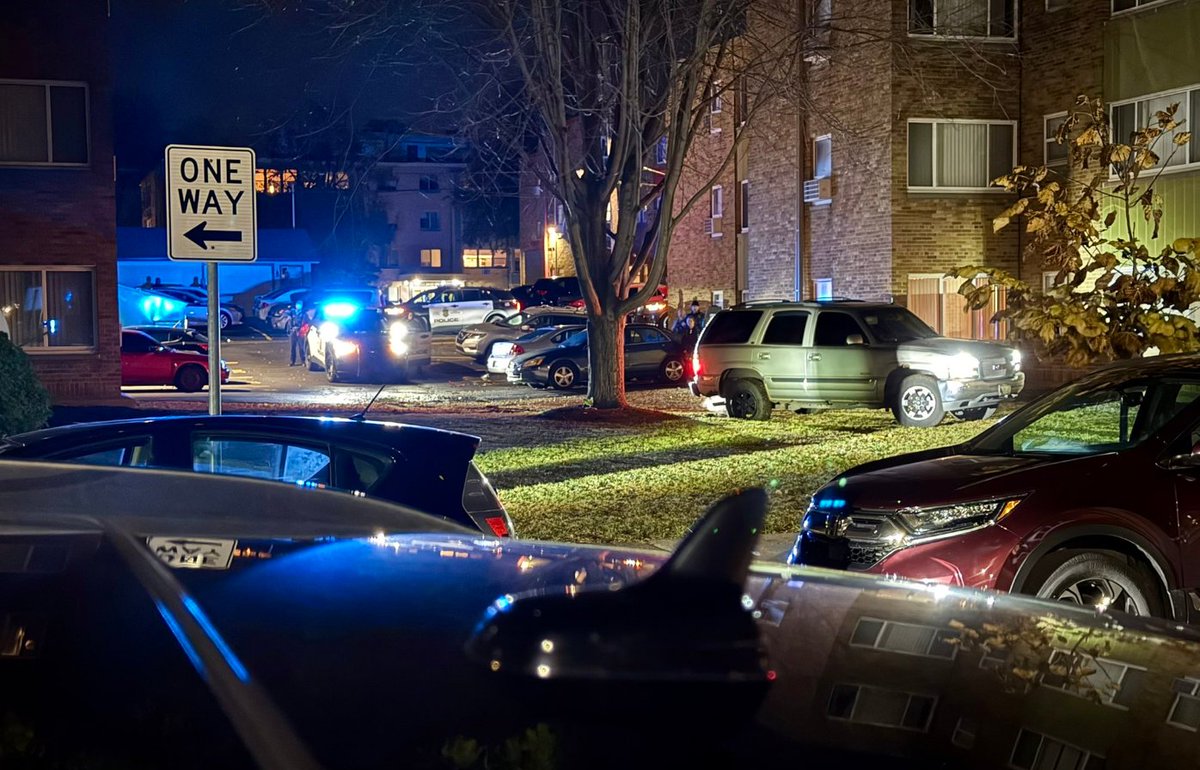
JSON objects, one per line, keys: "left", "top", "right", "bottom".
{"left": 1168, "top": 678, "right": 1200, "bottom": 731}
{"left": 814, "top": 134, "right": 832, "bottom": 179}
{"left": 850, "top": 618, "right": 959, "bottom": 659}
{"left": 908, "top": 274, "right": 1008, "bottom": 340}
{"left": 419, "top": 211, "right": 441, "bottom": 231}
{"left": 709, "top": 81, "right": 723, "bottom": 114}
{"left": 710, "top": 185, "right": 724, "bottom": 218}
{"left": 739, "top": 180, "right": 750, "bottom": 230}
{"left": 827, "top": 685, "right": 936, "bottom": 732}
{"left": 909, "top": 0, "right": 1016, "bottom": 39}
{"left": 1010, "top": 729, "right": 1104, "bottom": 770}
{"left": 1041, "top": 650, "right": 1146, "bottom": 708}
{"left": 1044, "top": 112, "right": 1069, "bottom": 167}
{"left": 462, "top": 249, "right": 507, "bottom": 269}
{"left": 979, "top": 644, "right": 1008, "bottom": 671}
{"left": 419, "top": 248, "right": 442, "bottom": 268}
{"left": 908, "top": 119, "right": 1015, "bottom": 191}
{"left": 814, "top": 278, "right": 834, "bottom": 301}
{"left": 1111, "top": 86, "right": 1200, "bottom": 171}
{"left": 0, "top": 267, "right": 96, "bottom": 351}
{"left": 0, "top": 80, "right": 89, "bottom": 166}
{"left": 419, "top": 175, "right": 439, "bottom": 192}
{"left": 1113, "top": 0, "right": 1169, "bottom": 12}
{"left": 952, "top": 718, "right": 978, "bottom": 749}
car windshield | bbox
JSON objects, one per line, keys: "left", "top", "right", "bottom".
{"left": 858, "top": 308, "right": 939, "bottom": 343}
{"left": 969, "top": 376, "right": 1200, "bottom": 456}
{"left": 517, "top": 327, "right": 555, "bottom": 341}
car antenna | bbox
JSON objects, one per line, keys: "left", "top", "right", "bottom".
{"left": 351, "top": 384, "right": 387, "bottom": 422}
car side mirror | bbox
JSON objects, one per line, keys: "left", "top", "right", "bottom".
{"left": 1161, "top": 453, "right": 1200, "bottom": 471}
{"left": 845, "top": 334, "right": 865, "bottom": 346}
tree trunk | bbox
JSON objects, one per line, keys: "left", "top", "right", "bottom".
{"left": 586, "top": 310, "right": 627, "bottom": 409}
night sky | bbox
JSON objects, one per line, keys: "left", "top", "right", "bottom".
{"left": 111, "top": 0, "right": 434, "bottom": 219}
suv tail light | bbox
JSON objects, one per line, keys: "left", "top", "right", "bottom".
{"left": 692, "top": 351, "right": 702, "bottom": 378}
{"left": 484, "top": 516, "right": 510, "bottom": 538}
{"left": 567, "top": 298, "right": 585, "bottom": 309}
{"left": 512, "top": 344, "right": 525, "bottom": 355}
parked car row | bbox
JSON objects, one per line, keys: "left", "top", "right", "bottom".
{"left": 508, "top": 324, "right": 686, "bottom": 390}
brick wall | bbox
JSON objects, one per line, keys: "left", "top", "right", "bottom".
{"left": 668, "top": 79, "right": 739, "bottom": 308}
{"left": 0, "top": 2, "right": 120, "bottom": 403}
{"left": 887, "top": 1, "right": 1021, "bottom": 303}
{"left": 805, "top": 0, "right": 896, "bottom": 301}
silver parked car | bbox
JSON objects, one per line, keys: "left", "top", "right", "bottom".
{"left": 455, "top": 306, "right": 587, "bottom": 361}
{"left": 690, "top": 299, "right": 1024, "bottom": 426}
{"left": 486, "top": 324, "right": 586, "bottom": 374}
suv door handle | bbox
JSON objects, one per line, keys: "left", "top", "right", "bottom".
{"left": 758, "top": 352, "right": 771, "bottom": 360}
{"left": 808, "top": 353, "right": 821, "bottom": 362}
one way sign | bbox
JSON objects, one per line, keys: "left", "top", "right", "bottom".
{"left": 165, "top": 145, "right": 257, "bottom": 262}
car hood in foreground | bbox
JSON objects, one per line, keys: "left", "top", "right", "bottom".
{"left": 822, "top": 450, "right": 1105, "bottom": 511}
{"left": 8, "top": 488, "right": 1200, "bottom": 769}
{"left": 897, "top": 336, "right": 1016, "bottom": 359}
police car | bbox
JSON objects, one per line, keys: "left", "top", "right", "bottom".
{"left": 401, "top": 285, "right": 519, "bottom": 333}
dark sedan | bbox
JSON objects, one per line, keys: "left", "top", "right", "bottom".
{"left": 507, "top": 323, "right": 686, "bottom": 389}
{"left": 792, "top": 354, "right": 1200, "bottom": 620}
{"left": 0, "top": 415, "right": 514, "bottom": 537}
{"left": 3, "top": 467, "right": 1200, "bottom": 769}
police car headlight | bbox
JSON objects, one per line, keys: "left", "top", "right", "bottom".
{"left": 330, "top": 338, "right": 358, "bottom": 357}
{"left": 389, "top": 321, "right": 409, "bottom": 339}
{"left": 319, "top": 322, "right": 340, "bottom": 339}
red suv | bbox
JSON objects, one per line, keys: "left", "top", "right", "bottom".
{"left": 792, "top": 355, "right": 1200, "bottom": 620}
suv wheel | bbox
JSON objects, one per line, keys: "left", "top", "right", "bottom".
{"left": 893, "top": 374, "right": 944, "bottom": 427}
{"left": 725, "top": 379, "right": 771, "bottom": 421}
{"left": 1028, "top": 550, "right": 1163, "bottom": 617}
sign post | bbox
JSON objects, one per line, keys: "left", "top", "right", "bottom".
{"left": 164, "top": 144, "right": 257, "bottom": 415}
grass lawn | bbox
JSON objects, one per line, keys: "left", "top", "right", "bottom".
{"left": 474, "top": 401, "right": 1000, "bottom": 545}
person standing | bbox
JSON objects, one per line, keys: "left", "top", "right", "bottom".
{"left": 287, "top": 302, "right": 305, "bottom": 366}
{"left": 686, "top": 299, "right": 705, "bottom": 330}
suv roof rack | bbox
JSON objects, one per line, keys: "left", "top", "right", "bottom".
{"left": 731, "top": 298, "right": 796, "bottom": 308}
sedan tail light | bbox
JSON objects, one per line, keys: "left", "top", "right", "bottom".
{"left": 484, "top": 516, "right": 511, "bottom": 538}
{"left": 692, "top": 351, "right": 702, "bottom": 377}
{"left": 567, "top": 298, "right": 585, "bottom": 309}
{"left": 512, "top": 344, "right": 525, "bottom": 355}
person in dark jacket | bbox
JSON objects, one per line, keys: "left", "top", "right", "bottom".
{"left": 287, "top": 302, "right": 305, "bottom": 366}
{"left": 679, "top": 314, "right": 701, "bottom": 355}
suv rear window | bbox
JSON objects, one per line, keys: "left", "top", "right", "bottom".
{"left": 701, "top": 311, "right": 763, "bottom": 344}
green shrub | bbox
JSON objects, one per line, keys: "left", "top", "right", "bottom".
{"left": 0, "top": 334, "right": 52, "bottom": 437}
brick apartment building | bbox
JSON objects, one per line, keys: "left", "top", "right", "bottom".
{"left": 669, "top": 0, "right": 1200, "bottom": 339}
{"left": 0, "top": 2, "right": 120, "bottom": 402}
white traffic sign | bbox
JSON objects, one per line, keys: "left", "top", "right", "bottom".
{"left": 165, "top": 144, "right": 257, "bottom": 262}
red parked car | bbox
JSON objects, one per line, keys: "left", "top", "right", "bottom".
{"left": 792, "top": 355, "right": 1200, "bottom": 620}
{"left": 120, "top": 329, "right": 229, "bottom": 392}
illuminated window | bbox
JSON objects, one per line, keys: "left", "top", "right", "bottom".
{"left": 0, "top": 80, "right": 89, "bottom": 166}
{"left": 462, "top": 249, "right": 508, "bottom": 268}
{"left": 420, "top": 249, "right": 442, "bottom": 268}
{"left": 908, "top": 119, "right": 1015, "bottom": 191}
{"left": 909, "top": 0, "right": 1015, "bottom": 39}
{"left": 0, "top": 266, "right": 96, "bottom": 351}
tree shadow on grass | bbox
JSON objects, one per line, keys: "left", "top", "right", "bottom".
{"left": 534, "top": 405, "right": 687, "bottom": 426}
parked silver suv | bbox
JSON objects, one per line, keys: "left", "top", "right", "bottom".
{"left": 689, "top": 300, "right": 1025, "bottom": 426}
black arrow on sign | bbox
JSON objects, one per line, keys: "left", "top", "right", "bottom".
{"left": 184, "top": 221, "right": 242, "bottom": 250}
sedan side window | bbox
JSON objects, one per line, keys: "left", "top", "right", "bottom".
{"left": 460, "top": 289, "right": 482, "bottom": 302}
{"left": 121, "top": 333, "right": 157, "bottom": 354}
{"left": 814, "top": 312, "right": 867, "bottom": 347}
{"left": 626, "top": 327, "right": 645, "bottom": 345}
{"left": 60, "top": 441, "right": 152, "bottom": 467}
{"left": 762, "top": 311, "right": 810, "bottom": 345}
{"left": 192, "top": 437, "right": 331, "bottom": 486}
{"left": 640, "top": 328, "right": 667, "bottom": 344}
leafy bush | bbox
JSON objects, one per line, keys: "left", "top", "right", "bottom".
{"left": 952, "top": 95, "right": 1200, "bottom": 367}
{"left": 0, "top": 334, "right": 52, "bottom": 437}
